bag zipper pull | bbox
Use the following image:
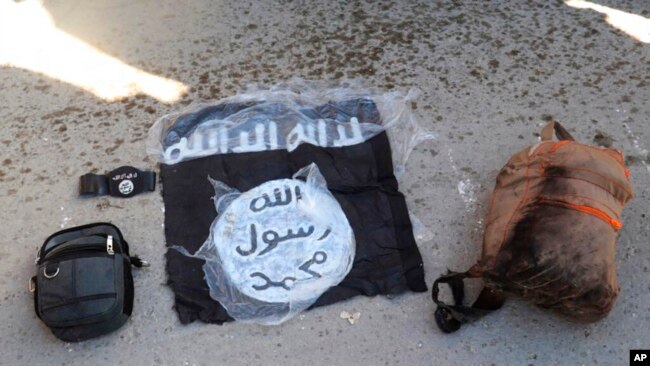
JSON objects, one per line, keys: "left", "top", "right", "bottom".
{"left": 107, "top": 235, "right": 115, "bottom": 255}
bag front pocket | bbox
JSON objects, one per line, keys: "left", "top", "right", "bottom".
{"left": 37, "top": 256, "right": 121, "bottom": 327}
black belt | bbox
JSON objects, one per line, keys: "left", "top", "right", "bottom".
{"left": 79, "top": 166, "right": 156, "bottom": 198}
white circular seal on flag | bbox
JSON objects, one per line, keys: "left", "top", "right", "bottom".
{"left": 209, "top": 179, "right": 354, "bottom": 305}
{"left": 118, "top": 180, "right": 134, "bottom": 195}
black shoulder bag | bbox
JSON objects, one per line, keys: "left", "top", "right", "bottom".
{"left": 31, "top": 223, "right": 148, "bottom": 342}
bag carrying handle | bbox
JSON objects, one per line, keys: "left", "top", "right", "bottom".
{"left": 540, "top": 121, "right": 575, "bottom": 141}
{"left": 431, "top": 270, "right": 505, "bottom": 333}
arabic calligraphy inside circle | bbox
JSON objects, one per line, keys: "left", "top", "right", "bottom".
{"left": 210, "top": 179, "right": 354, "bottom": 304}
{"left": 249, "top": 186, "right": 302, "bottom": 213}
{"left": 118, "top": 180, "right": 134, "bottom": 195}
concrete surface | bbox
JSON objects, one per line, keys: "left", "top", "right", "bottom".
{"left": 1, "top": 0, "right": 649, "bottom": 365}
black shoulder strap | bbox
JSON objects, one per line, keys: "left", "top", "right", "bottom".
{"left": 79, "top": 166, "right": 156, "bottom": 198}
{"left": 431, "top": 271, "right": 506, "bottom": 333}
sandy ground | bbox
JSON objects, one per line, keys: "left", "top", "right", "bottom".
{"left": 0, "top": 1, "right": 648, "bottom": 365}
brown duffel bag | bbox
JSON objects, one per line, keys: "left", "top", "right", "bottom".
{"left": 432, "top": 121, "right": 634, "bottom": 333}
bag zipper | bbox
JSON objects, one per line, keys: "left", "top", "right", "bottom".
{"left": 41, "top": 246, "right": 108, "bottom": 263}
{"left": 537, "top": 198, "right": 622, "bottom": 231}
{"left": 40, "top": 236, "right": 116, "bottom": 264}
